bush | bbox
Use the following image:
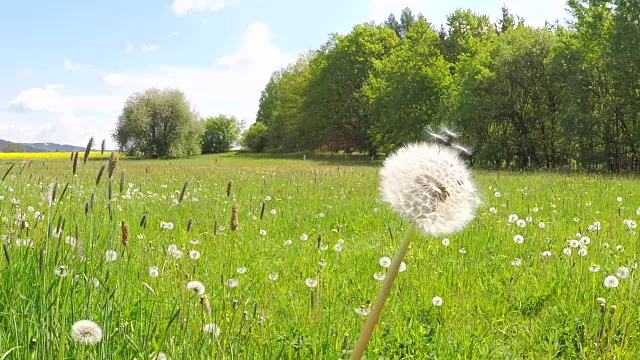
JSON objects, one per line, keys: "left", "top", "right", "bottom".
{"left": 201, "top": 115, "right": 243, "bottom": 154}
{"left": 241, "top": 122, "right": 269, "bottom": 152}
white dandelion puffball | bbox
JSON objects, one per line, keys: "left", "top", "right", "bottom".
{"left": 186, "top": 281, "right": 205, "bottom": 295}
{"left": 379, "top": 142, "right": 481, "bottom": 236}
{"left": 432, "top": 296, "right": 443, "bottom": 306}
{"left": 71, "top": 320, "right": 103, "bottom": 345}
{"left": 105, "top": 250, "right": 117, "bottom": 262}
{"left": 203, "top": 323, "right": 221, "bottom": 336}
{"left": 604, "top": 275, "right": 619, "bottom": 289}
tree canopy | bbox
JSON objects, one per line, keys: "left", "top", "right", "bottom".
{"left": 251, "top": 2, "right": 640, "bottom": 173}
{"left": 112, "top": 88, "right": 203, "bottom": 159}
{"left": 201, "top": 115, "right": 244, "bottom": 154}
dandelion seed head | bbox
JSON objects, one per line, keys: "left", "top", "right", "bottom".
{"left": 105, "top": 250, "right": 117, "bottom": 262}
{"left": 189, "top": 250, "right": 200, "bottom": 260}
{"left": 379, "top": 142, "right": 481, "bottom": 237}
{"left": 203, "top": 323, "right": 220, "bottom": 336}
{"left": 432, "top": 296, "right": 443, "bottom": 306}
{"left": 604, "top": 275, "right": 619, "bottom": 288}
{"left": 71, "top": 320, "right": 103, "bottom": 345}
{"left": 305, "top": 278, "right": 318, "bottom": 287}
{"left": 616, "top": 267, "right": 630, "bottom": 279}
{"left": 589, "top": 264, "right": 601, "bottom": 272}
{"left": 378, "top": 256, "right": 391, "bottom": 268}
{"left": 513, "top": 235, "right": 524, "bottom": 244}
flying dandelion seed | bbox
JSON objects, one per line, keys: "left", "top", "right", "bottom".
{"left": 186, "top": 281, "right": 205, "bottom": 295}
{"left": 71, "top": 320, "right": 102, "bottom": 345}
{"left": 604, "top": 275, "right": 619, "bottom": 288}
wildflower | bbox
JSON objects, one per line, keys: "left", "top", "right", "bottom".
{"left": 573, "top": 217, "right": 580, "bottom": 222}
{"left": 71, "top": 320, "right": 103, "bottom": 345}
{"left": 616, "top": 197, "right": 622, "bottom": 202}
{"left": 513, "top": 235, "right": 524, "bottom": 244}
{"left": 149, "top": 266, "right": 159, "bottom": 278}
{"left": 378, "top": 142, "right": 480, "bottom": 236}
{"left": 378, "top": 257, "right": 391, "bottom": 268}
{"left": 305, "top": 278, "right": 318, "bottom": 288}
{"left": 270, "top": 209, "right": 276, "bottom": 215}
{"left": 532, "top": 207, "right": 539, "bottom": 212}
{"left": 189, "top": 250, "right": 201, "bottom": 260}
{"left": 259, "top": 230, "right": 267, "bottom": 236}
{"left": 431, "top": 296, "right": 443, "bottom": 306}
{"left": 190, "top": 238, "right": 200, "bottom": 245}
{"left": 616, "top": 267, "right": 630, "bottom": 279}
{"left": 494, "top": 191, "right": 501, "bottom": 197}
{"left": 525, "top": 216, "right": 533, "bottom": 223}
{"left": 186, "top": 281, "right": 205, "bottom": 296}
{"left": 604, "top": 275, "right": 619, "bottom": 289}
{"left": 538, "top": 222, "right": 545, "bottom": 229}
{"left": 151, "top": 352, "right": 167, "bottom": 360}
{"left": 55, "top": 265, "right": 69, "bottom": 277}
{"left": 458, "top": 248, "right": 467, "bottom": 254}
{"left": 105, "top": 250, "right": 117, "bottom": 262}
{"left": 355, "top": 306, "right": 370, "bottom": 316}
{"left": 203, "top": 323, "right": 220, "bottom": 336}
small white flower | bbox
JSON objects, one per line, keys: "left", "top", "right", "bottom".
{"left": 616, "top": 197, "right": 622, "bottom": 202}
{"left": 71, "top": 320, "right": 103, "bottom": 345}
{"left": 305, "top": 278, "right": 318, "bottom": 287}
{"left": 513, "top": 235, "right": 524, "bottom": 244}
{"left": 604, "top": 275, "right": 619, "bottom": 288}
{"left": 270, "top": 209, "right": 276, "bottom": 215}
{"left": 573, "top": 217, "right": 580, "bottom": 223}
{"left": 259, "top": 229, "right": 267, "bottom": 236}
{"left": 525, "top": 216, "right": 533, "bottom": 223}
{"left": 532, "top": 207, "right": 539, "bottom": 212}
{"left": 186, "top": 281, "right": 205, "bottom": 296}
{"left": 494, "top": 191, "right": 501, "bottom": 198}
{"left": 379, "top": 256, "right": 392, "bottom": 268}
{"left": 105, "top": 250, "right": 117, "bottom": 262}
{"left": 458, "top": 248, "right": 467, "bottom": 254}
{"left": 538, "top": 222, "right": 545, "bottom": 228}
{"left": 432, "top": 296, "right": 443, "bottom": 306}
{"left": 65, "top": 236, "right": 76, "bottom": 247}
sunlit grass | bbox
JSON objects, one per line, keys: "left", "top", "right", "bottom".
{"left": 0, "top": 151, "right": 116, "bottom": 161}
{"left": 0, "top": 153, "right": 638, "bottom": 359}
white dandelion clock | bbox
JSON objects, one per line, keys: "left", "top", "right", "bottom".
{"left": 352, "top": 138, "right": 480, "bottom": 359}
{"left": 186, "top": 281, "right": 205, "bottom": 296}
{"left": 379, "top": 142, "right": 481, "bottom": 236}
{"left": 604, "top": 275, "right": 619, "bottom": 289}
{"left": 71, "top": 320, "right": 103, "bottom": 345}
{"left": 203, "top": 323, "right": 221, "bottom": 337}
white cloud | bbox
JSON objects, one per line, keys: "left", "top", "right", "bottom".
{"left": 172, "top": 0, "right": 226, "bottom": 15}
{"left": 141, "top": 44, "right": 160, "bottom": 52}
{"left": 64, "top": 60, "right": 75, "bottom": 69}
{"left": 5, "top": 21, "right": 294, "bottom": 147}
{"left": 125, "top": 41, "right": 135, "bottom": 52}
{"left": 172, "top": 31, "right": 181, "bottom": 36}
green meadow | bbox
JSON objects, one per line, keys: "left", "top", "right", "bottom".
{"left": 0, "top": 153, "right": 638, "bottom": 359}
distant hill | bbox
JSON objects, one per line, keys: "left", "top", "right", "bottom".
{"left": 0, "top": 139, "right": 86, "bottom": 153}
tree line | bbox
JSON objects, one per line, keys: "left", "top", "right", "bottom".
{"left": 248, "top": 1, "right": 640, "bottom": 172}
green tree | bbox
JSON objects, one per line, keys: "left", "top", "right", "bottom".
{"left": 241, "top": 122, "right": 269, "bottom": 153}
{"left": 201, "top": 115, "right": 243, "bottom": 154}
{"left": 1, "top": 142, "right": 26, "bottom": 153}
{"left": 112, "top": 88, "right": 203, "bottom": 159}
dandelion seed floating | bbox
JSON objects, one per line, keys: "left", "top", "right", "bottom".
{"left": 351, "top": 139, "right": 480, "bottom": 360}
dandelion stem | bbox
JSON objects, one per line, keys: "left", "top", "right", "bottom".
{"left": 350, "top": 223, "right": 416, "bottom": 360}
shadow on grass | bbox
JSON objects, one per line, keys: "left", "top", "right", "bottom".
{"left": 224, "top": 151, "right": 383, "bottom": 167}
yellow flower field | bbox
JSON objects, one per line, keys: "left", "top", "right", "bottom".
{"left": 0, "top": 151, "right": 116, "bottom": 161}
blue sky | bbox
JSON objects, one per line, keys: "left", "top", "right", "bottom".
{"left": 0, "top": 0, "right": 571, "bottom": 148}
